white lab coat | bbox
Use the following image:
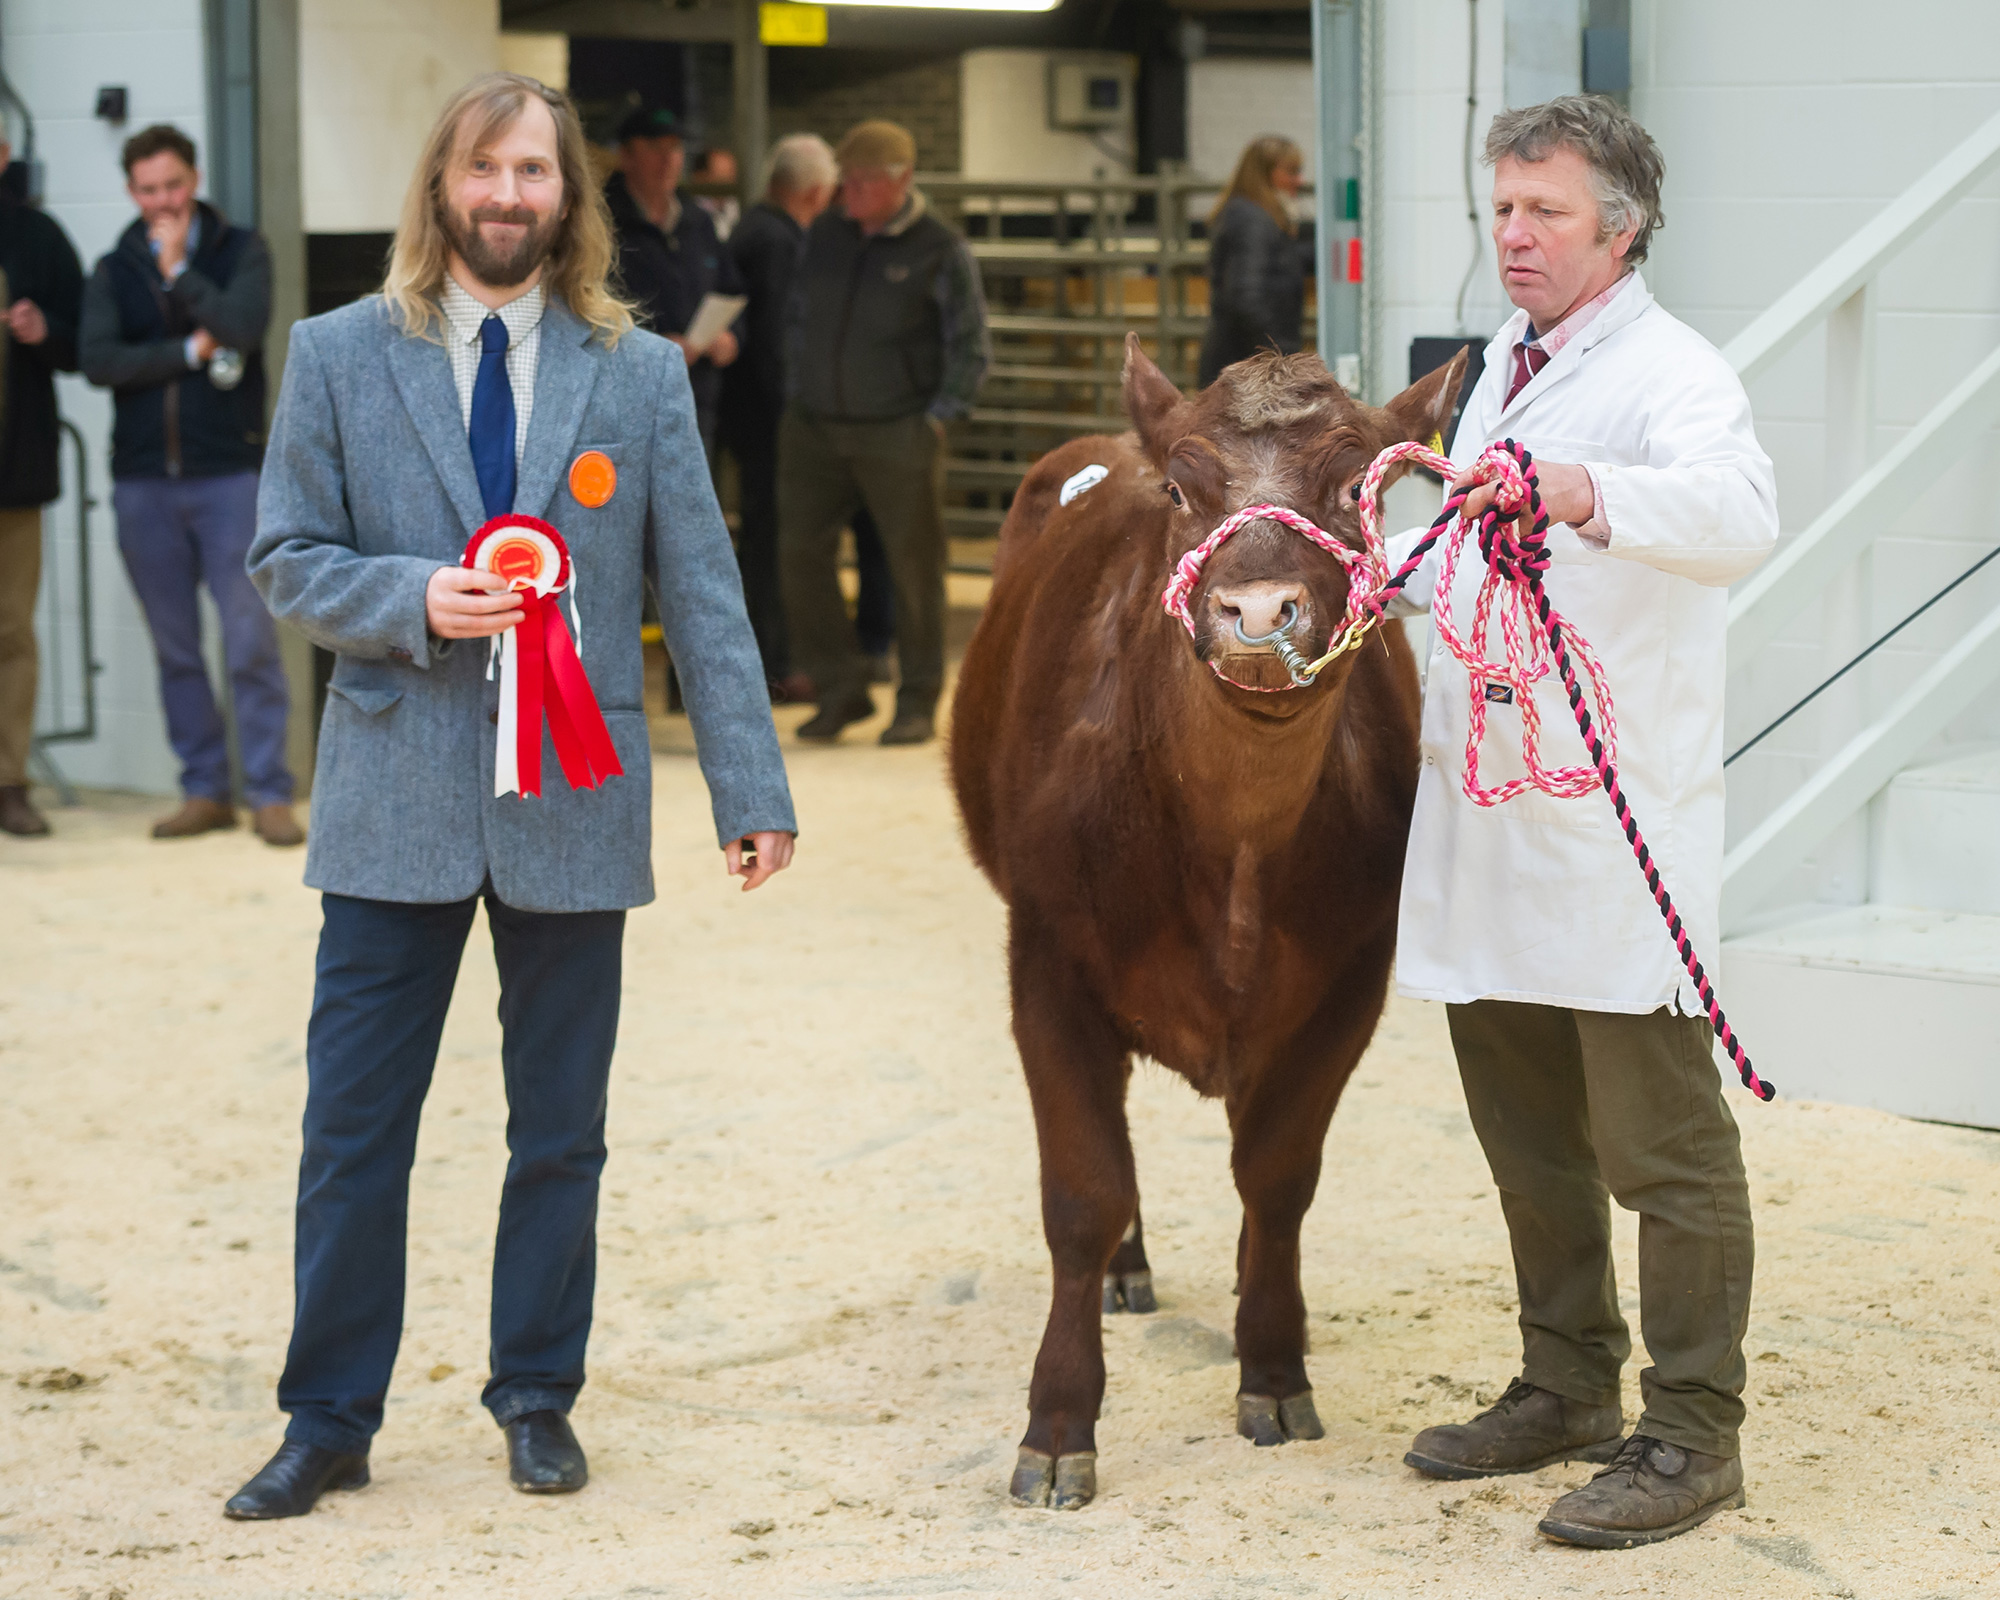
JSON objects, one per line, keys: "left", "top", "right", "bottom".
{"left": 1388, "top": 271, "right": 1778, "bottom": 1013}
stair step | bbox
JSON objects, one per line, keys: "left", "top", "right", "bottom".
{"left": 1722, "top": 904, "right": 2000, "bottom": 1126}
{"left": 1875, "top": 742, "right": 2000, "bottom": 915}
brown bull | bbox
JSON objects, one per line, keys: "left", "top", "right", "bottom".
{"left": 949, "top": 336, "right": 1467, "bottom": 1509}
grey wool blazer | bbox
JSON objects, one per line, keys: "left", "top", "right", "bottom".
{"left": 248, "top": 293, "right": 796, "bottom": 912}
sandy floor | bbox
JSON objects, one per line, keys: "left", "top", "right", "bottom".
{"left": 5, "top": 655, "right": 2000, "bottom": 1598}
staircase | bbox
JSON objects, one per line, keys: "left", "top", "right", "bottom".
{"left": 1718, "top": 111, "right": 2000, "bottom": 1126}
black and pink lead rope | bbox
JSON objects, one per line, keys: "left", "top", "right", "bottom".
{"left": 1161, "top": 436, "right": 1773, "bottom": 1101}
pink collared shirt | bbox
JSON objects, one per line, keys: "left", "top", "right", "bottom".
{"left": 1514, "top": 271, "right": 1634, "bottom": 544}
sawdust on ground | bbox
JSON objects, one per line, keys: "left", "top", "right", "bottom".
{"left": 4, "top": 638, "right": 1998, "bottom": 1600}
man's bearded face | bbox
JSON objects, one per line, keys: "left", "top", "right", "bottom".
{"left": 443, "top": 197, "right": 560, "bottom": 290}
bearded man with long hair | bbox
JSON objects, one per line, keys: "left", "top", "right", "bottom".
{"left": 229, "top": 75, "right": 796, "bottom": 1519}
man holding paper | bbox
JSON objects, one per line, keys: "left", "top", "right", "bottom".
{"left": 604, "top": 105, "right": 743, "bottom": 450}
{"left": 234, "top": 73, "right": 793, "bottom": 1520}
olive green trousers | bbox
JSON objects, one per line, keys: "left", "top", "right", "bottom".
{"left": 1446, "top": 999, "right": 1755, "bottom": 1459}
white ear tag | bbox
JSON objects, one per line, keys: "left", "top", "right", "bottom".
{"left": 1059, "top": 463, "right": 1109, "bottom": 506}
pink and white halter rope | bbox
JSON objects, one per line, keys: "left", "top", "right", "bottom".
{"left": 1155, "top": 435, "right": 1772, "bottom": 1102}
{"left": 1159, "top": 440, "right": 1619, "bottom": 811}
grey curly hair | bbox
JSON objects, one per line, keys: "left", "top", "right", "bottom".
{"left": 1484, "top": 94, "right": 1665, "bottom": 265}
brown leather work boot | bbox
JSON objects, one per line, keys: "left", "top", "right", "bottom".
{"left": 1405, "top": 1377, "right": 1624, "bottom": 1480}
{"left": 0, "top": 785, "right": 50, "bottom": 837}
{"left": 1537, "top": 1433, "right": 1745, "bottom": 1548}
{"left": 252, "top": 803, "right": 306, "bottom": 848}
{"left": 152, "top": 796, "right": 237, "bottom": 839}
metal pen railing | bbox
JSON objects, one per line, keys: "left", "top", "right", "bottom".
{"left": 29, "top": 417, "right": 100, "bottom": 805}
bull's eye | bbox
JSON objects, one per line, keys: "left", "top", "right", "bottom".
{"left": 1348, "top": 482, "right": 1363, "bottom": 502}
{"left": 1166, "top": 481, "right": 1186, "bottom": 510}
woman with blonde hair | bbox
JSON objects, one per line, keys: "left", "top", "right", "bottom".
{"left": 1198, "top": 134, "right": 1308, "bottom": 387}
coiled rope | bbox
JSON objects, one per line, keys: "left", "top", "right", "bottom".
{"left": 1158, "top": 436, "right": 1774, "bottom": 1101}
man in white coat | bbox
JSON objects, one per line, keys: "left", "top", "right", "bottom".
{"left": 1391, "top": 97, "right": 1777, "bottom": 1548}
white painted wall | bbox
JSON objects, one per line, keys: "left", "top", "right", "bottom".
{"left": 960, "top": 49, "right": 1136, "bottom": 183}
{"left": 498, "top": 31, "right": 567, "bottom": 91}
{"left": 1374, "top": 0, "right": 1512, "bottom": 396}
{"left": 1630, "top": 0, "right": 2000, "bottom": 911}
{"left": 1187, "top": 56, "right": 1317, "bottom": 193}
{"left": 300, "top": 0, "right": 500, "bottom": 234}
{"left": 8, "top": 0, "right": 207, "bottom": 795}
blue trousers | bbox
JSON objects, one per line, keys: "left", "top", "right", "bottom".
{"left": 112, "top": 470, "right": 294, "bottom": 807}
{"left": 278, "top": 888, "right": 625, "bottom": 1454}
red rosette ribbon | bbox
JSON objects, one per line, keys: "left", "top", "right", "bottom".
{"left": 462, "top": 515, "right": 625, "bottom": 799}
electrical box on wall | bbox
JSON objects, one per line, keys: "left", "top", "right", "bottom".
{"left": 1047, "top": 55, "right": 1135, "bottom": 132}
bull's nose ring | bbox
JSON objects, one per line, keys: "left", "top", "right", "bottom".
{"left": 1231, "top": 602, "right": 1298, "bottom": 649}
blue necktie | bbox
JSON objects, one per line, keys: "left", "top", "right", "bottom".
{"left": 469, "top": 314, "right": 516, "bottom": 518}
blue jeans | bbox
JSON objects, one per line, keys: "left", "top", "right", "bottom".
{"left": 278, "top": 888, "right": 626, "bottom": 1454}
{"left": 112, "top": 470, "right": 294, "bottom": 806}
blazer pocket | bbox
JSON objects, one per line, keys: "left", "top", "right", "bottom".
{"left": 327, "top": 682, "right": 404, "bottom": 716}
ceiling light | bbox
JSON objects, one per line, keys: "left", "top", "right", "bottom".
{"left": 818, "top": 0, "right": 1061, "bottom": 11}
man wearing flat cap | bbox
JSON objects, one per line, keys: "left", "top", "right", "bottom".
{"left": 604, "top": 105, "right": 743, "bottom": 450}
{"left": 778, "top": 119, "right": 989, "bottom": 747}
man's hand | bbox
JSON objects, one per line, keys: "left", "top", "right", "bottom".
{"left": 706, "top": 328, "right": 738, "bottom": 369}
{"left": 191, "top": 328, "right": 219, "bottom": 363}
{"left": 725, "top": 830, "right": 795, "bottom": 892}
{"left": 5, "top": 299, "right": 47, "bottom": 345}
{"left": 425, "top": 566, "right": 524, "bottom": 639}
{"left": 1452, "top": 458, "right": 1596, "bottom": 532}
{"left": 666, "top": 332, "right": 705, "bottom": 362}
{"left": 149, "top": 209, "right": 192, "bottom": 278}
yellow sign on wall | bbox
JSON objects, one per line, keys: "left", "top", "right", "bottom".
{"left": 760, "top": 3, "right": 828, "bottom": 46}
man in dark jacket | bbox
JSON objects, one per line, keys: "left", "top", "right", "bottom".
{"left": 718, "top": 133, "right": 836, "bottom": 696}
{"left": 0, "top": 138, "right": 83, "bottom": 838}
{"left": 777, "top": 120, "right": 989, "bottom": 747}
{"left": 79, "top": 123, "right": 300, "bottom": 846}
{"left": 603, "top": 106, "right": 741, "bottom": 450}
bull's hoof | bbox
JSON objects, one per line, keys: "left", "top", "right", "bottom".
{"left": 1009, "top": 1448, "right": 1098, "bottom": 1510}
{"left": 1237, "top": 1390, "right": 1325, "bottom": 1447}
{"left": 1100, "top": 1270, "right": 1157, "bottom": 1315}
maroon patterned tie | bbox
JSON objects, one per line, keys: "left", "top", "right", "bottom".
{"left": 1505, "top": 339, "right": 1549, "bottom": 407}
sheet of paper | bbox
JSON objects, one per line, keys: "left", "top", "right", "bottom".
{"left": 683, "top": 292, "right": 747, "bottom": 354}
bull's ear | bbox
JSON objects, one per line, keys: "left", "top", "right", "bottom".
{"left": 1383, "top": 346, "right": 1468, "bottom": 446}
{"left": 1123, "top": 332, "right": 1189, "bottom": 462}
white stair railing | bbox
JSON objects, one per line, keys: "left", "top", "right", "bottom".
{"left": 1721, "top": 109, "right": 2000, "bottom": 928}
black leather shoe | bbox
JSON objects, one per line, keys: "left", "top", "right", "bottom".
{"left": 223, "top": 1440, "right": 369, "bottom": 1520}
{"left": 878, "top": 711, "right": 935, "bottom": 746}
{"left": 795, "top": 690, "right": 876, "bottom": 743}
{"left": 505, "top": 1409, "right": 588, "bottom": 1493}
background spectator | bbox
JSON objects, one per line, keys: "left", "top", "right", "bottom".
{"left": 604, "top": 106, "right": 741, "bottom": 451}
{"left": 0, "top": 134, "right": 84, "bottom": 838}
{"left": 694, "top": 145, "right": 740, "bottom": 240}
{"left": 778, "top": 119, "right": 989, "bottom": 748}
{"left": 719, "top": 132, "right": 835, "bottom": 699}
{"left": 1197, "top": 135, "right": 1308, "bottom": 388}
{"left": 79, "top": 124, "right": 300, "bottom": 846}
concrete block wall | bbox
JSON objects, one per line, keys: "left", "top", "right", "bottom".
{"left": 1630, "top": 0, "right": 2000, "bottom": 912}
{"left": 1373, "top": 0, "right": 1513, "bottom": 399}
{"left": 7, "top": 0, "right": 208, "bottom": 795}
{"left": 768, "top": 49, "right": 961, "bottom": 174}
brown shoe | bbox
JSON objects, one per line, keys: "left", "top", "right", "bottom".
{"left": 252, "top": 802, "right": 305, "bottom": 848}
{"left": 1538, "top": 1434, "right": 1745, "bottom": 1548}
{"left": 1405, "top": 1377, "right": 1624, "bottom": 1481}
{"left": 151, "top": 796, "right": 237, "bottom": 839}
{"left": 0, "top": 785, "right": 50, "bottom": 837}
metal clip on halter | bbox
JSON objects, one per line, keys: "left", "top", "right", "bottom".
{"left": 1232, "top": 603, "right": 1318, "bottom": 687}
